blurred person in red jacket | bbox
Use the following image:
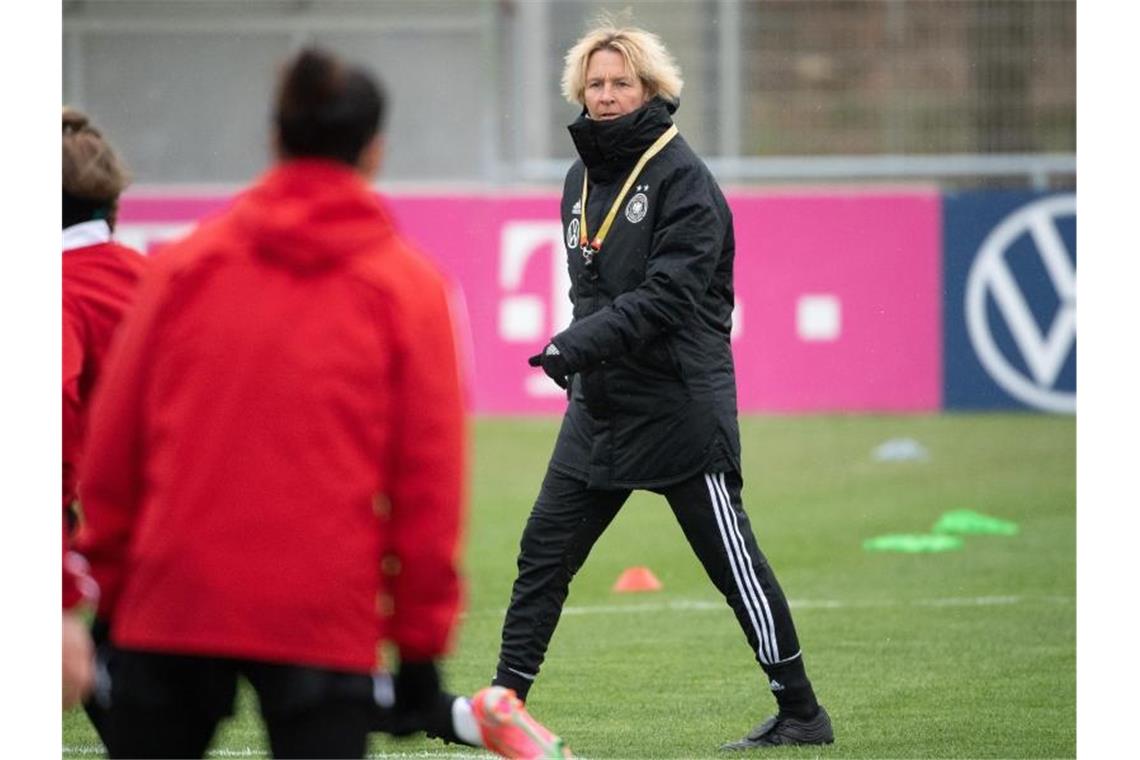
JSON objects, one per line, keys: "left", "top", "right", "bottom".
{"left": 77, "top": 48, "right": 569, "bottom": 759}
{"left": 62, "top": 107, "right": 146, "bottom": 711}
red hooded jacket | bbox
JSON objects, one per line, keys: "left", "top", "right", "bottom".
{"left": 78, "top": 160, "right": 466, "bottom": 671}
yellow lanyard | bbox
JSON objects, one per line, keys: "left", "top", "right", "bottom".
{"left": 579, "top": 124, "right": 678, "bottom": 262}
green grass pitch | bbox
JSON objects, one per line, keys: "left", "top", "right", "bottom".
{"left": 63, "top": 413, "right": 1075, "bottom": 758}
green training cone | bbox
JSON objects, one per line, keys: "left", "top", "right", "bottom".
{"left": 862, "top": 533, "right": 964, "bottom": 553}
{"left": 933, "top": 509, "right": 1020, "bottom": 536}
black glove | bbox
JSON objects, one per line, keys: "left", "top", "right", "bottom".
{"left": 390, "top": 659, "right": 442, "bottom": 737}
{"left": 528, "top": 342, "right": 570, "bottom": 389}
{"left": 90, "top": 617, "right": 111, "bottom": 649}
{"left": 83, "top": 618, "right": 115, "bottom": 743}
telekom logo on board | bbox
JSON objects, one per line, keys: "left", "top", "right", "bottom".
{"left": 498, "top": 222, "right": 573, "bottom": 398}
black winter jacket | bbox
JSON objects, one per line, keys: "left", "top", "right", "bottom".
{"left": 547, "top": 98, "right": 741, "bottom": 489}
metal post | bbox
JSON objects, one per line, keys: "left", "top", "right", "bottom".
{"left": 717, "top": 0, "right": 742, "bottom": 160}
{"left": 885, "top": 0, "right": 905, "bottom": 153}
{"left": 65, "top": 27, "right": 85, "bottom": 108}
{"left": 517, "top": 0, "right": 549, "bottom": 171}
{"left": 480, "top": 0, "right": 502, "bottom": 185}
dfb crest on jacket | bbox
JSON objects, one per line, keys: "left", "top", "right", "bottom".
{"left": 565, "top": 218, "right": 580, "bottom": 250}
{"left": 625, "top": 192, "right": 649, "bottom": 223}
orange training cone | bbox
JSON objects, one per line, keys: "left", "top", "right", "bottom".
{"left": 612, "top": 565, "right": 663, "bottom": 593}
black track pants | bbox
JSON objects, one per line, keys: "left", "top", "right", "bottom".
{"left": 493, "top": 467, "right": 805, "bottom": 700}
{"left": 107, "top": 649, "right": 375, "bottom": 759}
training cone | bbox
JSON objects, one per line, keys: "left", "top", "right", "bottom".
{"left": 612, "top": 565, "right": 663, "bottom": 593}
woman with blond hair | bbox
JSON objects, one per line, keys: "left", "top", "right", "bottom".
{"left": 493, "top": 21, "right": 833, "bottom": 749}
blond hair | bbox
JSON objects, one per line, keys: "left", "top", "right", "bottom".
{"left": 561, "top": 20, "right": 683, "bottom": 106}
{"left": 63, "top": 107, "right": 130, "bottom": 202}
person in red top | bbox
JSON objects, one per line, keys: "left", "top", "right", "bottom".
{"left": 62, "top": 107, "right": 145, "bottom": 712}
{"left": 63, "top": 108, "right": 147, "bottom": 524}
{"left": 77, "top": 49, "right": 570, "bottom": 760}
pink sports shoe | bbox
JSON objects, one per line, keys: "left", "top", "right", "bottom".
{"left": 471, "top": 686, "right": 573, "bottom": 759}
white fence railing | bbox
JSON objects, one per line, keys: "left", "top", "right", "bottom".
{"left": 514, "top": 154, "right": 1076, "bottom": 190}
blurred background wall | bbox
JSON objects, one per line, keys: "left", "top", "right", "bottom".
{"left": 62, "top": 0, "right": 1075, "bottom": 188}
{"left": 62, "top": 0, "right": 1076, "bottom": 414}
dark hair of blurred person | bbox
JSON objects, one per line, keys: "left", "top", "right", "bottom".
{"left": 74, "top": 47, "right": 569, "bottom": 760}
{"left": 63, "top": 107, "right": 131, "bottom": 229}
{"left": 274, "top": 48, "right": 386, "bottom": 166}
{"left": 62, "top": 107, "right": 147, "bottom": 718}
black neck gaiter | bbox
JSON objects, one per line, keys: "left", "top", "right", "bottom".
{"left": 63, "top": 190, "right": 114, "bottom": 230}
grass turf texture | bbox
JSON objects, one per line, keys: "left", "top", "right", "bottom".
{"left": 63, "top": 413, "right": 1075, "bottom": 758}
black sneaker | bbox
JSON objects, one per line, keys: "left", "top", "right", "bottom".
{"left": 720, "top": 706, "right": 834, "bottom": 750}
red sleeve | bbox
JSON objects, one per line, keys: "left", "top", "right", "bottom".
{"left": 63, "top": 295, "right": 96, "bottom": 610}
{"left": 63, "top": 297, "right": 85, "bottom": 510}
{"left": 75, "top": 264, "right": 167, "bottom": 621}
{"left": 386, "top": 272, "right": 468, "bottom": 661}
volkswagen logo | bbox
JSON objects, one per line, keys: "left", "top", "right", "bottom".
{"left": 965, "top": 194, "right": 1076, "bottom": 413}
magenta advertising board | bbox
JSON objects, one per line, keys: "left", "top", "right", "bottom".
{"left": 730, "top": 190, "right": 942, "bottom": 412}
{"left": 117, "top": 187, "right": 941, "bottom": 413}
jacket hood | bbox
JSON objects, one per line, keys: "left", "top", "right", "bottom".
{"left": 232, "top": 159, "right": 394, "bottom": 272}
{"left": 568, "top": 97, "right": 677, "bottom": 182}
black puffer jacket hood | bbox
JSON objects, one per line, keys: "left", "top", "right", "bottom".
{"left": 568, "top": 98, "right": 677, "bottom": 183}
